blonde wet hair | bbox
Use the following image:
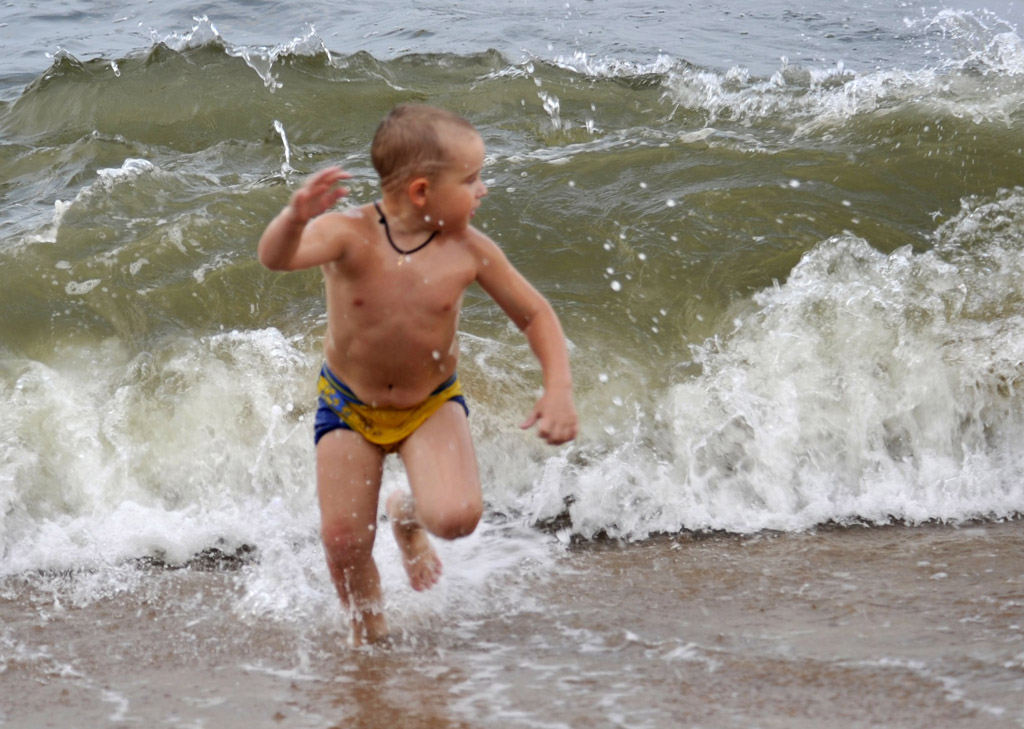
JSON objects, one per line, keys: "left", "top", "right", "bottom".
{"left": 371, "top": 104, "right": 477, "bottom": 194}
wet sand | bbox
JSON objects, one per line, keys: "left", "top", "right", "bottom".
{"left": 2, "top": 520, "right": 1022, "bottom": 728}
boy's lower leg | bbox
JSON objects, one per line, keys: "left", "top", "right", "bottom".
{"left": 385, "top": 490, "right": 443, "bottom": 591}
{"left": 316, "top": 430, "right": 390, "bottom": 645}
{"left": 390, "top": 402, "right": 482, "bottom": 592}
{"left": 325, "top": 549, "right": 389, "bottom": 645}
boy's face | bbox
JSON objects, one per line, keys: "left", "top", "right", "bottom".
{"left": 426, "top": 129, "right": 488, "bottom": 232}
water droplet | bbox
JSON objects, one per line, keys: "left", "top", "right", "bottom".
{"left": 432, "top": 350, "right": 441, "bottom": 360}
{"left": 598, "top": 373, "right": 609, "bottom": 383}
{"left": 666, "top": 199, "right": 677, "bottom": 207}
{"left": 610, "top": 280, "right": 622, "bottom": 292}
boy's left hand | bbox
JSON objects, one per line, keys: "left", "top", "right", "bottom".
{"left": 520, "top": 389, "right": 578, "bottom": 445}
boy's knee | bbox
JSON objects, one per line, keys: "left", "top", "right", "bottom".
{"left": 321, "top": 520, "right": 376, "bottom": 564}
{"left": 425, "top": 499, "right": 482, "bottom": 541}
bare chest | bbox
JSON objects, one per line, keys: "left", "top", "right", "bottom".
{"left": 326, "top": 244, "right": 476, "bottom": 322}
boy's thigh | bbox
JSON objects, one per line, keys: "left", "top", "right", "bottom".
{"left": 399, "top": 401, "right": 481, "bottom": 509}
{"left": 315, "top": 427, "right": 385, "bottom": 526}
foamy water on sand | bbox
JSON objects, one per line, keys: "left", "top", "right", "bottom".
{"left": 3, "top": 521, "right": 1021, "bottom": 727}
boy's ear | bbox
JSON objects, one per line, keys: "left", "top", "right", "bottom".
{"left": 407, "top": 177, "right": 430, "bottom": 208}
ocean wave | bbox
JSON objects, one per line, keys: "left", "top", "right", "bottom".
{"left": 648, "top": 8, "right": 1024, "bottom": 134}
{"left": 525, "top": 189, "right": 1024, "bottom": 539}
{"left": 3, "top": 4, "right": 1024, "bottom": 591}
{"left": 913, "top": 8, "right": 1024, "bottom": 77}
{"left": 3, "top": 191, "right": 1024, "bottom": 585}
{"left": 0, "top": 329, "right": 316, "bottom": 576}
{"left": 155, "top": 15, "right": 333, "bottom": 91}
{"left": 661, "top": 61, "right": 1024, "bottom": 138}
{"left": 8, "top": 6, "right": 1024, "bottom": 155}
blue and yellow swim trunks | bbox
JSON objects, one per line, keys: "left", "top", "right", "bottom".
{"left": 314, "top": 363, "right": 468, "bottom": 451}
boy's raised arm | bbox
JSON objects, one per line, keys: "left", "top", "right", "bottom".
{"left": 258, "top": 167, "right": 351, "bottom": 271}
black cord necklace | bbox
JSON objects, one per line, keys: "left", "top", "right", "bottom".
{"left": 374, "top": 202, "right": 438, "bottom": 255}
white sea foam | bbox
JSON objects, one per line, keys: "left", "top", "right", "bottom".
{"left": 549, "top": 51, "right": 679, "bottom": 79}
{"left": 0, "top": 329, "right": 314, "bottom": 575}
{"left": 0, "top": 326, "right": 560, "bottom": 624}
{"left": 156, "top": 15, "right": 331, "bottom": 91}
{"left": 524, "top": 189, "right": 1024, "bottom": 537}
{"left": 655, "top": 9, "right": 1024, "bottom": 135}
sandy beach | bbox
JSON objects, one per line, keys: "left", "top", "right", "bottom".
{"left": 3, "top": 519, "right": 1021, "bottom": 728}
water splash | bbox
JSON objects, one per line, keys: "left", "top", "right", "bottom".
{"left": 272, "top": 120, "right": 296, "bottom": 175}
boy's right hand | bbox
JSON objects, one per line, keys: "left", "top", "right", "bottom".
{"left": 287, "top": 167, "right": 351, "bottom": 225}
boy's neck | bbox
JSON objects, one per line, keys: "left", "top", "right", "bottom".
{"left": 377, "top": 194, "right": 436, "bottom": 236}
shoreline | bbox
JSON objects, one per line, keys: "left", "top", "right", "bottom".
{"left": 3, "top": 518, "right": 1021, "bottom": 728}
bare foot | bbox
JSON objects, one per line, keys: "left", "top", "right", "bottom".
{"left": 347, "top": 605, "right": 389, "bottom": 647}
{"left": 386, "top": 491, "right": 443, "bottom": 591}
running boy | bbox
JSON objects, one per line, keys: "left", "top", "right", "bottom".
{"left": 257, "top": 104, "right": 578, "bottom": 645}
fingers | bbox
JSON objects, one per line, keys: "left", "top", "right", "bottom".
{"left": 291, "top": 166, "right": 351, "bottom": 220}
{"left": 307, "top": 167, "right": 351, "bottom": 200}
{"left": 520, "top": 410, "right": 577, "bottom": 445}
{"left": 541, "top": 421, "right": 577, "bottom": 446}
{"left": 519, "top": 411, "right": 540, "bottom": 430}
